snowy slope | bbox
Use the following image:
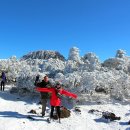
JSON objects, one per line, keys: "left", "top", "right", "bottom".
{"left": 0, "top": 86, "right": 130, "bottom": 130}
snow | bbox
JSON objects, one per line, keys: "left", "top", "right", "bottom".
{"left": 1, "top": 48, "right": 130, "bottom": 130}
{"left": 1, "top": 48, "right": 130, "bottom": 103}
{"left": 1, "top": 86, "right": 130, "bottom": 130}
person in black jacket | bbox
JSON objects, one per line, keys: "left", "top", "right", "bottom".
{"left": 35, "top": 75, "right": 51, "bottom": 117}
{"left": 34, "top": 74, "right": 40, "bottom": 86}
{"left": 1, "top": 72, "right": 6, "bottom": 91}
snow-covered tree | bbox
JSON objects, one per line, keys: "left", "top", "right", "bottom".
{"left": 68, "top": 47, "right": 81, "bottom": 62}
{"left": 1, "top": 48, "right": 130, "bottom": 104}
{"left": 64, "top": 60, "right": 80, "bottom": 73}
{"left": 82, "top": 52, "right": 101, "bottom": 71}
{"left": 103, "top": 49, "right": 130, "bottom": 74}
{"left": 116, "top": 49, "right": 126, "bottom": 58}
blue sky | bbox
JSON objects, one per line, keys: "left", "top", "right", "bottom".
{"left": 0, "top": 0, "right": 130, "bottom": 61}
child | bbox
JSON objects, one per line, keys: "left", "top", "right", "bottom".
{"left": 36, "top": 83, "right": 77, "bottom": 123}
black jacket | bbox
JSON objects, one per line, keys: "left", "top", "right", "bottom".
{"left": 37, "top": 80, "right": 51, "bottom": 99}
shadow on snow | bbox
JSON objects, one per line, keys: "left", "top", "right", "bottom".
{"left": 0, "top": 111, "right": 47, "bottom": 121}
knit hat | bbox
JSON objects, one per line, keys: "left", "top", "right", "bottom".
{"left": 55, "top": 82, "right": 61, "bottom": 89}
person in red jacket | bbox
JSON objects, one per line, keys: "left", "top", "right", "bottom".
{"left": 36, "top": 82, "right": 77, "bottom": 123}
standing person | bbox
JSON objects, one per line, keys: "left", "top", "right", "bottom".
{"left": 35, "top": 75, "right": 52, "bottom": 117}
{"left": 1, "top": 72, "right": 6, "bottom": 91}
{"left": 36, "top": 82, "right": 77, "bottom": 123}
{"left": 34, "top": 74, "right": 40, "bottom": 86}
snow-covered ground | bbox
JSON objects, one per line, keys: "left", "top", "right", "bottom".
{"left": 0, "top": 86, "right": 130, "bottom": 130}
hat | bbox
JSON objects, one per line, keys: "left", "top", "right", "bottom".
{"left": 55, "top": 82, "right": 61, "bottom": 89}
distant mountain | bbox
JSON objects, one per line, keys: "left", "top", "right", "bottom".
{"left": 21, "top": 50, "right": 65, "bottom": 61}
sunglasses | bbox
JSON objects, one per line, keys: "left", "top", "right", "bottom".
{"left": 56, "top": 85, "right": 61, "bottom": 89}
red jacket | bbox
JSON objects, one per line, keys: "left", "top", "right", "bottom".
{"left": 36, "top": 87, "right": 77, "bottom": 106}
